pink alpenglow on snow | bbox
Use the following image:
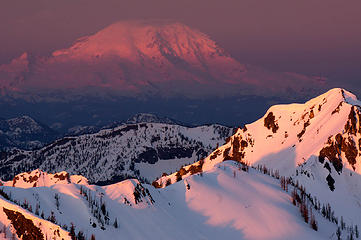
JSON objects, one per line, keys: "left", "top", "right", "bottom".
{"left": 0, "top": 20, "right": 325, "bottom": 98}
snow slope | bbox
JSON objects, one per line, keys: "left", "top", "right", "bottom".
{"left": 159, "top": 88, "right": 361, "bottom": 228}
{"left": 1, "top": 88, "right": 359, "bottom": 239}
{"left": 0, "top": 162, "right": 337, "bottom": 240}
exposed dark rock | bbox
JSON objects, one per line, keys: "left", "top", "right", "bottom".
{"left": 223, "top": 147, "right": 231, "bottom": 160}
{"left": 54, "top": 172, "right": 70, "bottom": 183}
{"left": 326, "top": 174, "right": 335, "bottom": 191}
{"left": 297, "top": 120, "right": 310, "bottom": 141}
{"left": 188, "top": 159, "right": 204, "bottom": 175}
{"left": 319, "top": 143, "right": 343, "bottom": 173}
{"left": 240, "top": 140, "right": 248, "bottom": 151}
{"left": 345, "top": 107, "right": 358, "bottom": 135}
{"left": 151, "top": 181, "right": 161, "bottom": 188}
{"left": 309, "top": 109, "right": 315, "bottom": 119}
{"left": 331, "top": 102, "right": 343, "bottom": 115}
{"left": 175, "top": 166, "right": 187, "bottom": 182}
{"left": 358, "top": 111, "right": 361, "bottom": 133}
{"left": 264, "top": 112, "right": 279, "bottom": 133}
{"left": 324, "top": 162, "right": 331, "bottom": 173}
{"left": 3, "top": 207, "right": 44, "bottom": 240}
{"left": 341, "top": 137, "right": 358, "bottom": 169}
{"left": 209, "top": 149, "right": 221, "bottom": 160}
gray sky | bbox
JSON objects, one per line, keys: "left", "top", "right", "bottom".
{"left": 1, "top": 0, "right": 361, "bottom": 94}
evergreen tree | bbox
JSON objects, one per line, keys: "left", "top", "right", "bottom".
{"left": 113, "top": 218, "right": 118, "bottom": 228}
{"left": 336, "top": 227, "right": 341, "bottom": 240}
{"left": 77, "top": 231, "right": 85, "bottom": 240}
{"left": 50, "top": 211, "right": 57, "bottom": 223}
{"left": 355, "top": 225, "right": 359, "bottom": 238}
{"left": 3, "top": 225, "right": 6, "bottom": 238}
{"left": 35, "top": 203, "right": 40, "bottom": 216}
{"left": 341, "top": 216, "right": 346, "bottom": 230}
{"left": 300, "top": 202, "right": 308, "bottom": 223}
{"left": 55, "top": 193, "right": 60, "bottom": 210}
{"left": 349, "top": 232, "right": 355, "bottom": 240}
{"left": 310, "top": 214, "right": 318, "bottom": 231}
{"left": 101, "top": 203, "right": 106, "bottom": 215}
{"left": 69, "top": 223, "right": 76, "bottom": 240}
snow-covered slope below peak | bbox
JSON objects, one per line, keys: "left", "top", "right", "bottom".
{"left": 0, "top": 163, "right": 338, "bottom": 239}
{"left": 195, "top": 88, "right": 360, "bottom": 174}
{"left": 157, "top": 88, "right": 361, "bottom": 230}
{"left": 158, "top": 88, "right": 359, "bottom": 179}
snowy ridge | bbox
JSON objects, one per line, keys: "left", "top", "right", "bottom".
{"left": 1, "top": 88, "right": 360, "bottom": 239}
{"left": 0, "top": 169, "right": 88, "bottom": 188}
{"left": 0, "top": 164, "right": 337, "bottom": 239}
{"left": 157, "top": 88, "right": 361, "bottom": 228}
{"left": 125, "top": 113, "right": 178, "bottom": 125}
{"left": 0, "top": 122, "right": 233, "bottom": 184}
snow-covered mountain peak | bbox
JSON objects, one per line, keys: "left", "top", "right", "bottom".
{"left": 152, "top": 88, "right": 361, "bottom": 230}
{"left": 155, "top": 88, "right": 360, "bottom": 182}
{"left": 305, "top": 88, "right": 359, "bottom": 107}
{"left": 1, "top": 169, "right": 88, "bottom": 188}
{"left": 52, "top": 20, "right": 218, "bottom": 60}
{"left": 0, "top": 20, "right": 325, "bottom": 99}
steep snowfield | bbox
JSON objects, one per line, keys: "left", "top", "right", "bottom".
{"left": 0, "top": 122, "right": 232, "bottom": 184}
{"left": 159, "top": 88, "right": 361, "bottom": 228}
{"left": 0, "top": 163, "right": 335, "bottom": 240}
{"left": 0, "top": 20, "right": 324, "bottom": 99}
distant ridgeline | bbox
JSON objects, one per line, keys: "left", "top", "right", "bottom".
{"left": 0, "top": 121, "right": 233, "bottom": 184}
